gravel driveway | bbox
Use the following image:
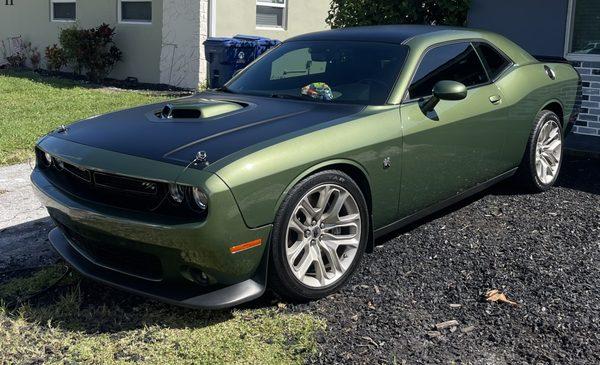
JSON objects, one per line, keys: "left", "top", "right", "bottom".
{"left": 289, "top": 155, "right": 600, "bottom": 364}
{"left": 1, "top": 156, "right": 598, "bottom": 364}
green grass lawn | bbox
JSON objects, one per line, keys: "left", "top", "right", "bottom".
{"left": 0, "top": 266, "right": 325, "bottom": 364}
{"left": 0, "top": 71, "right": 326, "bottom": 363}
{"left": 0, "top": 71, "right": 166, "bottom": 166}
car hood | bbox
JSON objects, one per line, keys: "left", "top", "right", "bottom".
{"left": 50, "top": 91, "right": 364, "bottom": 167}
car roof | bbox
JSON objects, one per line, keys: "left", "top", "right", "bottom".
{"left": 287, "top": 25, "right": 467, "bottom": 45}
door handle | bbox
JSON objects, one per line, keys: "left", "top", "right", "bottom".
{"left": 489, "top": 95, "right": 502, "bottom": 104}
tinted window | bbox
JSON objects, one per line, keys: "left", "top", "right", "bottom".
{"left": 408, "top": 43, "right": 488, "bottom": 100}
{"left": 475, "top": 43, "right": 511, "bottom": 80}
{"left": 53, "top": 3, "right": 76, "bottom": 20}
{"left": 121, "top": 1, "right": 152, "bottom": 22}
{"left": 227, "top": 41, "right": 408, "bottom": 105}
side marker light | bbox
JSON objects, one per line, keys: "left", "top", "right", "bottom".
{"left": 230, "top": 239, "right": 263, "bottom": 254}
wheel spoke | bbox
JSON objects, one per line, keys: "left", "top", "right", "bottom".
{"left": 544, "top": 139, "right": 561, "bottom": 155}
{"left": 314, "top": 185, "right": 334, "bottom": 219}
{"left": 287, "top": 240, "right": 307, "bottom": 262}
{"left": 299, "top": 198, "right": 318, "bottom": 221}
{"left": 294, "top": 250, "right": 313, "bottom": 280}
{"left": 319, "top": 241, "right": 343, "bottom": 273}
{"left": 312, "top": 247, "right": 328, "bottom": 285}
{"left": 322, "top": 226, "right": 359, "bottom": 241}
{"left": 288, "top": 217, "right": 307, "bottom": 234}
{"left": 322, "top": 190, "right": 349, "bottom": 223}
{"left": 536, "top": 159, "right": 543, "bottom": 179}
{"left": 292, "top": 214, "right": 310, "bottom": 233}
{"left": 322, "top": 237, "right": 359, "bottom": 248}
{"left": 545, "top": 127, "right": 560, "bottom": 144}
{"left": 542, "top": 151, "right": 558, "bottom": 166}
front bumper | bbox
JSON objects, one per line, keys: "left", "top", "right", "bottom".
{"left": 32, "top": 137, "right": 272, "bottom": 309}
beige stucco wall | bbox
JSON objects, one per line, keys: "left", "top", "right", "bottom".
{"left": 214, "top": 0, "right": 330, "bottom": 40}
{"left": 1, "top": 0, "right": 330, "bottom": 87}
{"left": 0, "top": 0, "right": 163, "bottom": 83}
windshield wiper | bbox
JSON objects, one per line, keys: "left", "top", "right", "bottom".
{"left": 216, "top": 85, "right": 235, "bottom": 94}
{"left": 270, "top": 93, "right": 310, "bottom": 101}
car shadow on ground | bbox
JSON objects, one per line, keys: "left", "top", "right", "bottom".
{"left": 376, "top": 154, "right": 599, "bottom": 245}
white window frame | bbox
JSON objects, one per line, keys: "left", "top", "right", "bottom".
{"left": 256, "top": 0, "right": 287, "bottom": 31}
{"left": 50, "top": 0, "right": 76, "bottom": 23}
{"left": 564, "top": 0, "right": 600, "bottom": 61}
{"left": 118, "top": 0, "right": 153, "bottom": 25}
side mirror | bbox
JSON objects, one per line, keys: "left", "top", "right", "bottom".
{"left": 420, "top": 80, "right": 467, "bottom": 113}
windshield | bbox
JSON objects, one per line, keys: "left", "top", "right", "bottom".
{"left": 225, "top": 41, "right": 409, "bottom": 105}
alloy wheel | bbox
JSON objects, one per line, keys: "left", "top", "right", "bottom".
{"left": 535, "top": 119, "right": 562, "bottom": 185}
{"left": 285, "top": 183, "right": 362, "bottom": 288}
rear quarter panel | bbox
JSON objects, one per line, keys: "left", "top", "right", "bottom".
{"left": 494, "top": 62, "right": 579, "bottom": 164}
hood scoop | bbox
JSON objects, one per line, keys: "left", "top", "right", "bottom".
{"left": 159, "top": 99, "right": 245, "bottom": 120}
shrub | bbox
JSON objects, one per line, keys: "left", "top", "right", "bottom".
{"left": 45, "top": 44, "right": 67, "bottom": 72}
{"left": 23, "top": 42, "right": 41, "bottom": 70}
{"left": 59, "top": 23, "right": 123, "bottom": 82}
{"left": 327, "top": 0, "right": 471, "bottom": 28}
{"left": 5, "top": 52, "right": 26, "bottom": 68}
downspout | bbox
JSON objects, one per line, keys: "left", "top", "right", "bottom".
{"left": 208, "top": 0, "right": 217, "bottom": 37}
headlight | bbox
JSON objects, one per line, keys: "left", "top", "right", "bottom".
{"left": 169, "top": 183, "right": 185, "bottom": 203}
{"left": 42, "top": 152, "right": 53, "bottom": 167}
{"left": 192, "top": 187, "right": 208, "bottom": 210}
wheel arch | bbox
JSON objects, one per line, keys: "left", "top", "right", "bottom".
{"left": 274, "top": 159, "right": 375, "bottom": 253}
{"left": 539, "top": 100, "right": 565, "bottom": 127}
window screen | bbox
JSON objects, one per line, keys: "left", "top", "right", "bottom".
{"left": 53, "top": 2, "right": 76, "bottom": 21}
{"left": 121, "top": 1, "right": 152, "bottom": 22}
{"left": 256, "top": 0, "right": 286, "bottom": 28}
{"left": 408, "top": 42, "right": 488, "bottom": 100}
{"left": 475, "top": 43, "right": 511, "bottom": 80}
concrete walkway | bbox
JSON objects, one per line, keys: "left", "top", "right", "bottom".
{"left": 0, "top": 163, "right": 56, "bottom": 270}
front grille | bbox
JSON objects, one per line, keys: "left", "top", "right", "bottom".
{"left": 35, "top": 148, "right": 206, "bottom": 220}
{"left": 57, "top": 221, "right": 163, "bottom": 281}
{"left": 94, "top": 172, "right": 159, "bottom": 196}
{"left": 61, "top": 161, "right": 92, "bottom": 182}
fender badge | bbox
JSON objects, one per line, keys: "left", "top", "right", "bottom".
{"left": 383, "top": 157, "right": 391, "bottom": 169}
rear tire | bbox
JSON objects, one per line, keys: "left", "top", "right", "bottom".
{"left": 268, "top": 170, "right": 369, "bottom": 302}
{"left": 515, "top": 110, "right": 563, "bottom": 192}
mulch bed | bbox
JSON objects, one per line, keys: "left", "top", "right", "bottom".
{"left": 289, "top": 155, "right": 600, "bottom": 364}
{"left": 2, "top": 68, "right": 194, "bottom": 96}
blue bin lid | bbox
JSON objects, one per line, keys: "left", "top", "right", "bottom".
{"left": 204, "top": 35, "right": 280, "bottom": 49}
{"left": 234, "top": 34, "right": 280, "bottom": 46}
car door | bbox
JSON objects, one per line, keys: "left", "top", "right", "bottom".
{"left": 398, "top": 41, "right": 509, "bottom": 217}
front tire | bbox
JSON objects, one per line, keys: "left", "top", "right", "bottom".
{"left": 516, "top": 110, "right": 564, "bottom": 191}
{"left": 268, "top": 170, "right": 369, "bottom": 302}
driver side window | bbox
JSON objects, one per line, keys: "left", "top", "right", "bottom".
{"left": 408, "top": 42, "right": 489, "bottom": 100}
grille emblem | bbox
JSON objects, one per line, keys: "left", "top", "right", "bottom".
{"left": 141, "top": 182, "right": 157, "bottom": 192}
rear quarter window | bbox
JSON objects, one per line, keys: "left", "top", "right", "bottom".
{"left": 475, "top": 43, "right": 512, "bottom": 80}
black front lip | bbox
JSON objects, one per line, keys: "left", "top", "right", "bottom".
{"left": 48, "top": 227, "right": 267, "bottom": 309}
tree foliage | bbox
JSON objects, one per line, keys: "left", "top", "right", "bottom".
{"left": 327, "top": 0, "right": 471, "bottom": 28}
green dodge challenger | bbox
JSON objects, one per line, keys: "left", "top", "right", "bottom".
{"left": 32, "top": 25, "right": 581, "bottom": 308}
